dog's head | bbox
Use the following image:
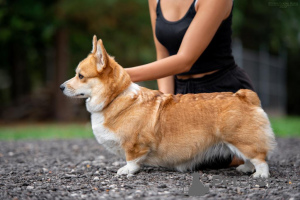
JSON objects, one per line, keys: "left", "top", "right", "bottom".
{"left": 60, "top": 36, "right": 131, "bottom": 108}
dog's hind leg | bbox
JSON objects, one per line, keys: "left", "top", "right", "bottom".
{"left": 236, "top": 160, "right": 255, "bottom": 173}
{"left": 226, "top": 134, "right": 271, "bottom": 178}
{"left": 227, "top": 143, "right": 270, "bottom": 178}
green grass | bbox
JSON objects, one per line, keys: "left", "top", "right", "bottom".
{"left": 0, "top": 123, "right": 94, "bottom": 140}
{"left": 0, "top": 116, "right": 299, "bottom": 140}
{"left": 270, "top": 116, "right": 300, "bottom": 137}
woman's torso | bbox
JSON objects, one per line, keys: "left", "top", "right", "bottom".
{"left": 155, "top": 0, "right": 236, "bottom": 76}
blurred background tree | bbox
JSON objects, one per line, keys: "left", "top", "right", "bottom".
{"left": 0, "top": 0, "right": 299, "bottom": 122}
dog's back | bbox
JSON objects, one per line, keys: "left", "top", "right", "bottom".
{"left": 140, "top": 89, "right": 275, "bottom": 171}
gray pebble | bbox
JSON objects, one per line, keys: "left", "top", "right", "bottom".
{"left": 26, "top": 186, "right": 34, "bottom": 190}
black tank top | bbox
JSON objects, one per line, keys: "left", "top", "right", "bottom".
{"left": 155, "top": 0, "right": 236, "bottom": 75}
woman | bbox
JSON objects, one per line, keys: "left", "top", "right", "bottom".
{"left": 125, "top": 0, "right": 254, "bottom": 168}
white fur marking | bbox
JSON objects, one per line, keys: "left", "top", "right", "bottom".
{"left": 86, "top": 98, "right": 105, "bottom": 113}
{"left": 251, "top": 159, "right": 269, "bottom": 178}
{"left": 117, "top": 156, "right": 146, "bottom": 176}
{"left": 91, "top": 113, "right": 124, "bottom": 158}
{"left": 225, "top": 143, "right": 247, "bottom": 161}
{"left": 123, "top": 83, "right": 140, "bottom": 98}
{"left": 255, "top": 107, "right": 277, "bottom": 156}
{"left": 97, "top": 43, "right": 104, "bottom": 66}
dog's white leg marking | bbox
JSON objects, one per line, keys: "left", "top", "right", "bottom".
{"left": 236, "top": 160, "right": 255, "bottom": 173}
{"left": 117, "top": 154, "right": 146, "bottom": 176}
{"left": 117, "top": 160, "right": 141, "bottom": 176}
{"left": 250, "top": 159, "right": 269, "bottom": 178}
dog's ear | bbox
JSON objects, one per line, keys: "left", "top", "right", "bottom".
{"left": 91, "top": 35, "right": 97, "bottom": 54}
{"left": 94, "top": 39, "right": 109, "bottom": 73}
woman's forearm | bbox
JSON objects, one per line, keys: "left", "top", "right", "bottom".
{"left": 125, "top": 53, "right": 191, "bottom": 82}
{"left": 157, "top": 76, "right": 175, "bottom": 94}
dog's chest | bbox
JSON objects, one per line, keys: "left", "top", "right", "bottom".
{"left": 91, "top": 113, "right": 124, "bottom": 158}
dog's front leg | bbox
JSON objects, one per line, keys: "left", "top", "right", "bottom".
{"left": 117, "top": 149, "right": 148, "bottom": 176}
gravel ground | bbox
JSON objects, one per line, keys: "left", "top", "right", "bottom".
{"left": 0, "top": 138, "right": 299, "bottom": 200}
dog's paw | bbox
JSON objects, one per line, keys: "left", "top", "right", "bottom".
{"left": 117, "top": 164, "right": 140, "bottom": 176}
{"left": 117, "top": 165, "right": 131, "bottom": 175}
{"left": 236, "top": 164, "right": 255, "bottom": 173}
{"left": 252, "top": 171, "right": 269, "bottom": 179}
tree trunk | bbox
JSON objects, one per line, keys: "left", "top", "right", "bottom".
{"left": 54, "top": 28, "right": 72, "bottom": 121}
{"left": 10, "top": 43, "right": 29, "bottom": 101}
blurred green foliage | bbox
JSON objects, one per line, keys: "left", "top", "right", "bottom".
{"left": 0, "top": 0, "right": 299, "bottom": 118}
{"left": 232, "top": 0, "right": 300, "bottom": 52}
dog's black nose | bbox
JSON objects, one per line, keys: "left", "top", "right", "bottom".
{"left": 60, "top": 85, "right": 65, "bottom": 91}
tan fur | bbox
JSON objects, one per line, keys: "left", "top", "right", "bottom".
{"left": 61, "top": 36, "right": 276, "bottom": 177}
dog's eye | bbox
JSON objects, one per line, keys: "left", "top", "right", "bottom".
{"left": 78, "top": 74, "right": 84, "bottom": 79}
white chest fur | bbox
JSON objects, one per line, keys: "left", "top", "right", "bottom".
{"left": 91, "top": 112, "right": 125, "bottom": 158}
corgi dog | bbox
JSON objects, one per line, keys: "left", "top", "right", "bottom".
{"left": 60, "top": 36, "right": 276, "bottom": 178}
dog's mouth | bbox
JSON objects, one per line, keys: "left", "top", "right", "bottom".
{"left": 75, "top": 93, "right": 86, "bottom": 98}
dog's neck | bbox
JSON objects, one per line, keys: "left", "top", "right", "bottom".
{"left": 86, "top": 59, "right": 138, "bottom": 113}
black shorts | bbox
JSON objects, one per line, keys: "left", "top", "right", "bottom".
{"left": 174, "top": 64, "right": 255, "bottom": 169}
{"left": 175, "top": 64, "right": 255, "bottom": 94}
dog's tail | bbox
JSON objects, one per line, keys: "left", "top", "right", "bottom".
{"left": 234, "top": 89, "right": 261, "bottom": 107}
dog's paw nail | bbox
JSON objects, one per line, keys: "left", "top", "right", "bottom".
{"left": 127, "top": 174, "right": 134, "bottom": 179}
{"left": 252, "top": 172, "right": 269, "bottom": 179}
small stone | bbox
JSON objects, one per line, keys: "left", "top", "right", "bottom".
{"left": 26, "top": 186, "right": 34, "bottom": 190}
{"left": 112, "top": 161, "right": 120, "bottom": 166}
{"left": 93, "top": 176, "right": 99, "bottom": 181}
{"left": 42, "top": 168, "right": 48, "bottom": 173}
{"left": 8, "top": 152, "right": 14, "bottom": 156}
{"left": 127, "top": 174, "right": 134, "bottom": 179}
{"left": 157, "top": 184, "right": 167, "bottom": 188}
{"left": 81, "top": 161, "right": 91, "bottom": 166}
{"left": 70, "top": 193, "right": 78, "bottom": 197}
{"left": 64, "top": 174, "right": 77, "bottom": 178}
{"left": 109, "top": 184, "right": 116, "bottom": 189}
{"left": 97, "top": 155, "right": 106, "bottom": 160}
{"left": 72, "top": 145, "right": 79, "bottom": 151}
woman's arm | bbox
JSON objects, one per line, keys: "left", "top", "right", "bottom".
{"left": 148, "top": 0, "right": 174, "bottom": 94}
{"left": 125, "top": 0, "right": 232, "bottom": 82}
